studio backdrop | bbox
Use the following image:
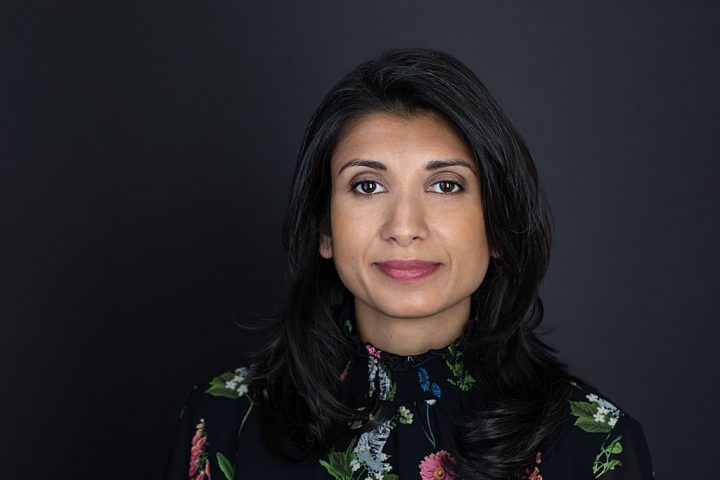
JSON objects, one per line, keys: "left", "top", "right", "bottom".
{"left": 2, "top": 1, "right": 718, "bottom": 477}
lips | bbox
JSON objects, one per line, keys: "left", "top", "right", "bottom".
{"left": 374, "top": 259, "right": 441, "bottom": 281}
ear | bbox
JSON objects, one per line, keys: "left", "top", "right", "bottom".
{"left": 318, "top": 214, "right": 333, "bottom": 259}
{"left": 319, "top": 231, "right": 333, "bottom": 259}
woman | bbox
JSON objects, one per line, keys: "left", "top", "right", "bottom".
{"left": 164, "top": 47, "right": 654, "bottom": 480}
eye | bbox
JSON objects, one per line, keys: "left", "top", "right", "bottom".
{"left": 430, "top": 180, "right": 464, "bottom": 194}
{"left": 352, "top": 180, "right": 387, "bottom": 196}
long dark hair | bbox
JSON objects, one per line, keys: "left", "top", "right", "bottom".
{"left": 243, "top": 47, "right": 578, "bottom": 479}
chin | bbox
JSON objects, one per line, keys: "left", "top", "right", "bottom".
{"left": 373, "top": 297, "right": 442, "bottom": 318}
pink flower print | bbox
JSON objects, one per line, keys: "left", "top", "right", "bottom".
{"left": 524, "top": 466, "right": 542, "bottom": 480}
{"left": 366, "top": 344, "right": 382, "bottom": 359}
{"left": 521, "top": 451, "right": 543, "bottom": 480}
{"left": 188, "top": 418, "right": 211, "bottom": 479}
{"left": 419, "top": 449, "right": 456, "bottom": 480}
{"left": 338, "top": 360, "right": 351, "bottom": 381}
{"left": 192, "top": 435, "right": 206, "bottom": 452}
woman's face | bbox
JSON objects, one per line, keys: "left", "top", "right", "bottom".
{"left": 320, "top": 111, "right": 492, "bottom": 320}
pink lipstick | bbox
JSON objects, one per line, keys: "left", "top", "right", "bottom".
{"left": 374, "top": 260, "right": 441, "bottom": 282}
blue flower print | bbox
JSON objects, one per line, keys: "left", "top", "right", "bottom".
{"left": 431, "top": 383, "right": 442, "bottom": 398}
{"left": 418, "top": 367, "right": 442, "bottom": 398}
{"left": 418, "top": 368, "right": 430, "bottom": 392}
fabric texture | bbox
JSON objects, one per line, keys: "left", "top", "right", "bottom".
{"left": 164, "top": 300, "right": 655, "bottom": 479}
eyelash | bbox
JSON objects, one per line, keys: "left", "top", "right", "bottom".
{"left": 350, "top": 179, "right": 465, "bottom": 197}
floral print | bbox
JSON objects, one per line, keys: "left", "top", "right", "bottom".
{"left": 395, "top": 406, "right": 414, "bottom": 425}
{"left": 569, "top": 390, "right": 622, "bottom": 433}
{"left": 517, "top": 451, "right": 543, "bottom": 480}
{"left": 321, "top": 349, "right": 400, "bottom": 479}
{"left": 315, "top": 321, "right": 652, "bottom": 480}
{"left": 367, "top": 344, "right": 383, "bottom": 359}
{"left": 417, "top": 368, "right": 442, "bottom": 398}
{"left": 206, "top": 366, "right": 252, "bottom": 399}
{"left": 189, "top": 419, "right": 211, "bottom": 480}
{"left": 367, "top": 355, "right": 396, "bottom": 402}
{"left": 206, "top": 365, "right": 256, "bottom": 440}
{"left": 443, "top": 344, "right": 476, "bottom": 391}
{"left": 350, "top": 420, "right": 396, "bottom": 479}
{"left": 168, "top": 306, "right": 654, "bottom": 479}
{"left": 593, "top": 435, "right": 623, "bottom": 478}
{"left": 321, "top": 407, "right": 415, "bottom": 480}
{"left": 568, "top": 383, "right": 638, "bottom": 478}
{"left": 319, "top": 436, "right": 360, "bottom": 480}
{"left": 418, "top": 450, "right": 455, "bottom": 480}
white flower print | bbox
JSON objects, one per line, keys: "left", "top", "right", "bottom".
{"left": 367, "top": 356, "right": 393, "bottom": 401}
{"left": 571, "top": 388, "right": 624, "bottom": 434}
{"left": 353, "top": 419, "right": 394, "bottom": 479}
{"left": 207, "top": 365, "right": 253, "bottom": 399}
{"left": 585, "top": 392, "right": 621, "bottom": 426}
{"left": 223, "top": 367, "right": 250, "bottom": 396}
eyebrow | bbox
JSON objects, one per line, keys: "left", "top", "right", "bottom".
{"left": 337, "top": 158, "right": 477, "bottom": 176}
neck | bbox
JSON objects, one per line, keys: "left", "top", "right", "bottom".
{"left": 353, "top": 297, "right": 472, "bottom": 356}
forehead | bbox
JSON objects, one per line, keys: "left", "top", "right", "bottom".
{"left": 331, "top": 111, "right": 474, "bottom": 170}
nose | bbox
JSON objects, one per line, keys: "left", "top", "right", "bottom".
{"left": 381, "top": 191, "right": 429, "bottom": 247}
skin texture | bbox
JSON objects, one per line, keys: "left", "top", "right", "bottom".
{"left": 320, "top": 112, "right": 494, "bottom": 356}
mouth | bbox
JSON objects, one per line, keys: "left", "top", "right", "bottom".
{"left": 374, "top": 260, "right": 442, "bottom": 282}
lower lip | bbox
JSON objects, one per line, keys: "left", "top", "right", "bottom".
{"left": 375, "top": 264, "right": 441, "bottom": 282}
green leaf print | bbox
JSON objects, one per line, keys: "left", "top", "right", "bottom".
{"left": 216, "top": 452, "right": 235, "bottom": 480}
{"left": 396, "top": 405, "right": 414, "bottom": 425}
{"left": 569, "top": 401, "right": 611, "bottom": 433}
{"left": 386, "top": 379, "right": 397, "bottom": 402}
{"left": 445, "top": 344, "right": 476, "bottom": 391}
{"left": 206, "top": 367, "right": 251, "bottom": 399}
{"left": 569, "top": 393, "right": 622, "bottom": 434}
{"left": 593, "top": 435, "right": 623, "bottom": 478}
{"left": 319, "top": 436, "right": 357, "bottom": 480}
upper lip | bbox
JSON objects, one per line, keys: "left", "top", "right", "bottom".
{"left": 375, "top": 259, "right": 440, "bottom": 269}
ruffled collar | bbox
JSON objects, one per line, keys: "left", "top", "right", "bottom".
{"left": 339, "top": 298, "right": 479, "bottom": 373}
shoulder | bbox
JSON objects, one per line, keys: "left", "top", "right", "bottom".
{"left": 182, "top": 364, "right": 258, "bottom": 421}
{"left": 566, "top": 379, "right": 625, "bottom": 434}
{"left": 183, "top": 366, "right": 259, "bottom": 468}
{"left": 165, "top": 364, "right": 260, "bottom": 480}
{"left": 539, "top": 378, "right": 655, "bottom": 479}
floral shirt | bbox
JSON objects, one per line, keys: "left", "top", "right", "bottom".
{"left": 164, "top": 302, "right": 655, "bottom": 480}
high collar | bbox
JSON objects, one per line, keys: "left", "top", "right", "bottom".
{"left": 339, "top": 297, "right": 480, "bottom": 373}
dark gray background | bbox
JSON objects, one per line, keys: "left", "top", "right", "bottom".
{"left": 2, "top": 1, "right": 718, "bottom": 477}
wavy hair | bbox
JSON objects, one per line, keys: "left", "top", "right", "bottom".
{"left": 243, "top": 47, "right": 578, "bottom": 479}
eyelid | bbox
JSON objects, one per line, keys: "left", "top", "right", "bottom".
{"left": 350, "top": 177, "right": 387, "bottom": 195}
{"left": 429, "top": 180, "right": 464, "bottom": 194}
{"left": 429, "top": 173, "right": 466, "bottom": 190}
{"left": 349, "top": 173, "right": 466, "bottom": 196}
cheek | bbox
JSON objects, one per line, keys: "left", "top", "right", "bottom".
{"left": 330, "top": 201, "right": 374, "bottom": 263}
{"left": 435, "top": 202, "right": 486, "bottom": 236}
{"left": 438, "top": 207, "right": 489, "bottom": 260}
